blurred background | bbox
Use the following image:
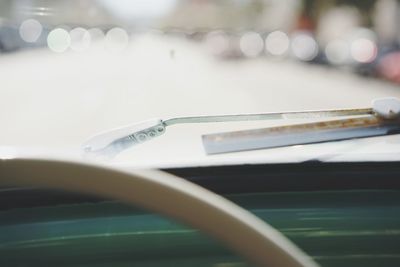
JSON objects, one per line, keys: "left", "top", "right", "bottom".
{"left": 1, "top": 0, "right": 400, "bottom": 161}
{"left": 1, "top": 0, "right": 399, "bottom": 83}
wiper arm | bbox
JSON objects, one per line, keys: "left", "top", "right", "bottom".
{"left": 163, "top": 108, "right": 373, "bottom": 125}
{"left": 82, "top": 97, "right": 400, "bottom": 157}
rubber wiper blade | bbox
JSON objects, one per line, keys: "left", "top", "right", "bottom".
{"left": 202, "top": 115, "right": 400, "bottom": 154}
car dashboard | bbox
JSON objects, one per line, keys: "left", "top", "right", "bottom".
{"left": 1, "top": 162, "right": 400, "bottom": 267}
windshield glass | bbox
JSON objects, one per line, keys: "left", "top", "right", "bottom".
{"left": 1, "top": 0, "right": 400, "bottom": 166}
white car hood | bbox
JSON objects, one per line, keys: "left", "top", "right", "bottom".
{"left": 2, "top": 131, "right": 400, "bottom": 169}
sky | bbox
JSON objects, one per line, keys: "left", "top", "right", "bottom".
{"left": 99, "top": 0, "right": 177, "bottom": 22}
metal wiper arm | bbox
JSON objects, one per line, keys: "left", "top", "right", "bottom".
{"left": 82, "top": 97, "right": 400, "bottom": 157}
{"left": 164, "top": 108, "right": 373, "bottom": 126}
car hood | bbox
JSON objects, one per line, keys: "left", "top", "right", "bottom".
{"left": 2, "top": 131, "right": 400, "bottom": 169}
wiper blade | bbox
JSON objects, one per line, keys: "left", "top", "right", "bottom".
{"left": 203, "top": 115, "right": 400, "bottom": 154}
{"left": 82, "top": 97, "right": 400, "bottom": 157}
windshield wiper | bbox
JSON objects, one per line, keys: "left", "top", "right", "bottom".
{"left": 82, "top": 97, "right": 400, "bottom": 157}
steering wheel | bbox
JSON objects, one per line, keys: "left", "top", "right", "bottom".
{"left": 0, "top": 158, "right": 319, "bottom": 267}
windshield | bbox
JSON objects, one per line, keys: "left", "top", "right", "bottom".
{"left": 1, "top": 0, "right": 400, "bottom": 166}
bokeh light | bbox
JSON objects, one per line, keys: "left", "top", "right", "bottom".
{"left": 88, "top": 28, "right": 105, "bottom": 41}
{"left": 378, "top": 52, "right": 400, "bottom": 83}
{"left": 291, "top": 32, "right": 318, "bottom": 61}
{"left": 19, "top": 19, "right": 43, "bottom": 43}
{"left": 325, "top": 39, "right": 350, "bottom": 65}
{"left": 47, "top": 28, "right": 71, "bottom": 53}
{"left": 204, "top": 31, "right": 230, "bottom": 56}
{"left": 239, "top": 31, "right": 264, "bottom": 57}
{"left": 70, "top": 27, "right": 91, "bottom": 52}
{"left": 350, "top": 38, "right": 377, "bottom": 63}
{"left": 105, "top": 27, "right": 129, "bottom": 52}
{"left": 265, "top": 31, "right": 290, "bottom": 56}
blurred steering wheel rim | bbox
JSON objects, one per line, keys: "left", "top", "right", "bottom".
{"left": 0, "top": 158, "right": 319, "bottom": 267}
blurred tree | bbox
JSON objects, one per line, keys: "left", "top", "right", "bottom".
{"left": 336, "top": 0, "right": 376, "bottom": 11}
